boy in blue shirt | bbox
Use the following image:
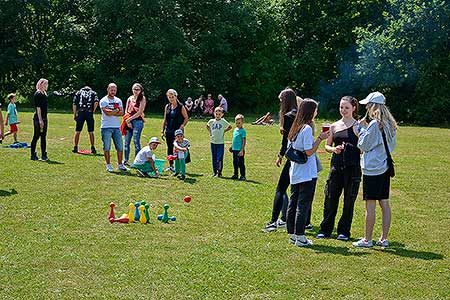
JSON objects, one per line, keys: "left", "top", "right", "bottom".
{"left": 231, "top": 114, "right": 246, "bottom": 180}
{"left": 4, "top": 93, "right": 19, "bottom": 143}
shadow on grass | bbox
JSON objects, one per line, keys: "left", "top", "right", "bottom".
{"left": 219, "top": 176, "right": 261, "bottom": 184}
{"left": 0, "top": 189, "right": 18, "bottom": 197}
{"left": 373, "top": 242, "right": 444, "bottom": 260}
{"left": 311, "top": 244, "right": 369, "bottom": 256}
{"left": 184, "top": 178, "right": 197, "bottom": 184}
{"left": 185, "top": 173, "right": 203, "bottom": 178}
{"left": 110, "top": 171, "right": 169, "bottom": 180}
{"left": 44, "top": 160, "right": 64, "bottom": 165}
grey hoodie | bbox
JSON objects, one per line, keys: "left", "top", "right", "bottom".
{"left": 358, "top": 120, "right": 396, "bottom": 176}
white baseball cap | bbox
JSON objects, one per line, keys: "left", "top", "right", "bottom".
{"left": 149, "top": 137, "right": 161, "bottom": 144}
{"left": 359, "top": 92, "right": 386, "bottom": 105}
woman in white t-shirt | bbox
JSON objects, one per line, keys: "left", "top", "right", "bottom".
{"left": 286, "top": 98, "right": 329, "bottom": 247}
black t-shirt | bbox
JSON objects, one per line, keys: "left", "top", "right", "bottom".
{"left": 73, "top": 87, "right": 99, "bottom": 112}
{"left": 34, "top": 91, "right": 48, "bottom": 120}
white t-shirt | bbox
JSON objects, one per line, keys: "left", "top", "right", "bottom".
{"left": 289, "top": 125, "right": 318, "bottom": 184}
{"left": 100, "top": 96, "right": 122, "bottom": 128}
{"left": 174, "top": 138, "right": 190, "bottom": 159}
{"left": 133, "top": 145, "right": 153, "bottom": 165}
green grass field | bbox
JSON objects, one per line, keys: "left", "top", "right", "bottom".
{"left": 0, "top": 112, "right": 449, "bottom": 299}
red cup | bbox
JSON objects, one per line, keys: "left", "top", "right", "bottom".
{"left": 322, "top": 123, "right": 330, "bottom": 132}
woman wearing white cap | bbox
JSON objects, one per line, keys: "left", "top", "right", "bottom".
{"left": 353, "top": 92, "right": 397, "bottom": 249}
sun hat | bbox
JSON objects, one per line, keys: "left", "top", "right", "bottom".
{"left": 359, "top": 91, "right": 386, "bottom": 105}
{"left": 149, "top": 137, "right": 161, "bottom": 144}
{"left": 174, "top": 129, "right": 184, "bottom": 136}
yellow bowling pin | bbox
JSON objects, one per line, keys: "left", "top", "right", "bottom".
{"left": 139, "top": 205, "right": 146, "bottom": 224}
{"left": 128, "top": 203, "right": 135, "bottom": 223}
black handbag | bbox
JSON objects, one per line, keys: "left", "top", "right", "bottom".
{"left": 285, "top": 134, "right": 308, "bottom": 164}
{"left": 381, "top": 129, "right": 395, "bottom": 178}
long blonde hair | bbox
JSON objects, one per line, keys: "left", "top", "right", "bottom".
{"left": 36, "top": 78, "right": 48, "bottom": 95}
{"left": 367, "top": 103, "right": 397, "bottom": 137}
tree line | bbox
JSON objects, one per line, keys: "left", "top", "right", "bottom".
{"left": 0, "top": 0, "right": 449, "bottom": 125}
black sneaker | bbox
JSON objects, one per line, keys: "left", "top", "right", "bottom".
{"left": 91, "top": 146, "right": 97, "bottom": 154}
{"left": 262, "top": 221, "right": 278, "bottom": 233}
{"left": 178, "top": 174, "right": 185, "bottom": 180}
{"left": 239, "top": 176, "right": 246, "bottom": 181}
{"left": 30, "top": 153, "right": 39, "bottom": 161}
{"left": 217, "top": 173, "right": 222, "bottom": 178}
{"left": 305, "top": 224, "right": 313, "bottom": 231}
{"left": 136, "top": 169, "right": 148, "bottom": 177}
{"left": 41, "top": 153, "right": 49, "bottom": 161}
{"left": 231, "top": 175, "right": 238, "bottom": 179}
{"left": 171, "top": 172, "right": 179, "bottom": 177}
{"left": 72, "top": 146, "right": 78, "bottom": 153}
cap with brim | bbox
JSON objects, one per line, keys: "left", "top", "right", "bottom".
{"left": 360, "top": 91, "right": 386, "bottom": 105}
{"left": 174, "top": 129, "right": 184, "bottom": 136}
{"left": 149, "top": 137, "right": 161, "bottom": 144}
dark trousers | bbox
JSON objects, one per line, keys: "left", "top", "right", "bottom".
{"left": 31, "top": 118, "right": 48, "bottom": 156}
{"left": 319, "top": 166, "right": 361, "bottom": 237}
{"left": 270, "top": 160, "right": 290, "bottom": 222}
{"left": 287, "top": 178, "right": 317, "bottom": 235}
{"left": 232, "top": 150, "right": 245, "bottom": 177}
{"left": 211, "top": 143, "right": 224, "bottom": 175}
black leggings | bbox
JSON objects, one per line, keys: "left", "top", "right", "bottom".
{"left": 31, "top": 119, "right": 48, "bottom": 156}
{"left": 270, "top": 160, "right": 290, "bottom": 222}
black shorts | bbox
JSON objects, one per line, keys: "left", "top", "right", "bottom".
{"left": 76, "top": 111, "right": 95, "bottom": 132}
{"left": 363, "top": 170, "right": 390, "bottom": 200}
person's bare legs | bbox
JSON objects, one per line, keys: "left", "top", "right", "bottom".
{"left": 104, "top": 150, "right": 111, "bottom": 164}
{"left": 88, "top": 131, "right": 95, "bottom": 147}
{"left": 365, "top": 200, "right": 376, "bottom": 241}
{"left": 379, "top": 199, "right": 391, "bottom": 240}
{"left": 74, "top": 131, "right": 81, "bottom": 147}
{"left": 117, "top": 150, "right": 123, "bottom": 165}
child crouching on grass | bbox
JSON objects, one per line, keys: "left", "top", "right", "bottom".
{"left": 230, "top": 114, "right": 246, "bottom": 180}
{"left": 173, "top": 129, "right": 190, "bottom": 180}
{"left": 4, "top": 93, "right": 19, "bottom": 143}
{"left": 131, "top": 137, "right": 161, "bottom": 177}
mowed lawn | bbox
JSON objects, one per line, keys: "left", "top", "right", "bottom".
{"left": 0, "top": 112, "right": 449, "bottom": 300}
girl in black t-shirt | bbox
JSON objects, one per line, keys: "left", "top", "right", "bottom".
{"left": 31, "top": 78, "right": 49, "bottom": 161}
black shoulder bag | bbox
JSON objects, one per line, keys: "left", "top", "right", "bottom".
{"left": 381, "top": 129, "right": 395, "bottom": 178}
{"left": 285, "top": 134, "right": 308, "bottom": 164}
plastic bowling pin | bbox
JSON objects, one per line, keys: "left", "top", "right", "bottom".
{"left": 108, "top": 202, "right": 116, "bottom": 221}
{"left": 134, "top": 202, "right": 140, "bottom": 221}
{"left": 128, "top": 203, "right": 135, "bottom": 223}
{"left": 144, "top": 204, "right": 150, "bottom": 224}
{"left": 139, "top": 205, "right": 146, "bottom": 224}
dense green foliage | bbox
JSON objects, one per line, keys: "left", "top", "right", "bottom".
{"left": 0, "top": 0, "right": 449, "bottom": 124}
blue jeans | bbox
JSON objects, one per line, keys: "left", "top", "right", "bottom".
{"left": 124, "top": 119, "right": 144, "bottom": 162}
{"left": 211, "top": 143, "right": 224, "bottom": 175}
{"left": 101, "top": 128, "right": 123, "bottom": 151}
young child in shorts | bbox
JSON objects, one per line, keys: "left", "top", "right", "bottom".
{"left": 173, "top": 129, "right": 190, "bottom": 181}
{"left": 131, "top": 137, "right": 161, "bottom": 177}
{"left": 4, "top": 93, "right": 19, "bottom": 143}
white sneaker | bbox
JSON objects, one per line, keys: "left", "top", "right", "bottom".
{"left": 118, "top": 164, "right": 129, "bottom": 171}
{"left": 352, "top": 238, "right": 373, "bottom": 248}
{"left": 375, "top": 239, "right": 389, "bottom": 249}
{"left": 106, "top": 164, "right": 114, "bottom": 172}
{"left": 288, "top": 234, "right": 297, "bottom": 244}
{"left": 276, "top": 220, "right": 287, "bottom": 229}
{"left": 295, "top": 235, "right": 313, "bottom": 247}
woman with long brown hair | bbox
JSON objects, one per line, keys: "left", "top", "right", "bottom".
{"left": 317, "top": 96, "right": 361, "bottom": 241}
{"left": 262, "top": 88, "right": 298, "bottom": 232}
{"left": 286, "top": 98, "right": 329, "bottom": 246}
{"left": 123, "top": 83, "right": 147, "bottom": 165}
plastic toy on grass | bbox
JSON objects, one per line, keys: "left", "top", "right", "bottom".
{"left": 157, "top": 204, "right": 176, "bottom": 223}
{"left": 110, "top": 214, "right": 129, "bottom": 223}
{"left": 184, "top": 196, "right": 191, "bottom": 203}
{"left": 108, "top": 202, "right": 116, "bottom": 221}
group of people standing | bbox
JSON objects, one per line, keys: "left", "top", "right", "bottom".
{"left": 184, "top": 94, "right": 228, "bottom": 119}
{"left": 263, "top": 88, "right": 397, "bottom": 249}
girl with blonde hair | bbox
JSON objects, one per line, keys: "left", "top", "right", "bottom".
{"left": 31, "top": 78, "right": 49, "bottom": 161}
{"left": 353, "top": 92, "right": 397, "bottom": 249}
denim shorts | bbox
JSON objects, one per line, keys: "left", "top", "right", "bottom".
{"left": 101, "top": 128, "right": 123, "bottom": 151}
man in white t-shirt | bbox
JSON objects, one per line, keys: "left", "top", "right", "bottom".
{"left": 100, "top": 83, "right": 127, "bottom": 172}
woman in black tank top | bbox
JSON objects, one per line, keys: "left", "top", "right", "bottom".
{"left": 317, "top": 96, "right": 362, "bottom": 240}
